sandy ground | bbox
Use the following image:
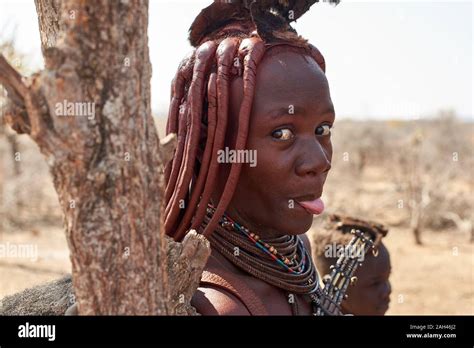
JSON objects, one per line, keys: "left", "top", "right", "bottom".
{"left": 379, "top": 227, "right": 473, "bottom": 315}
{"left": 1, "top": 222, "right": 472, "bottom": 315}
{"left": 0, "top": 225, "right": 70, "bottom": 298}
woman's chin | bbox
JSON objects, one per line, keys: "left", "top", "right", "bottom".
{"left": 280, "top": 212, "right": 314, "bottom": 235}
{"left": 293, "top": 205, "right": 316, "bottom": 232}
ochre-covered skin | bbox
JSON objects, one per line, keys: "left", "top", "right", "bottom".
{"left": 164, "top": 35, "right": 332, "bottom": 239}
{"left": 164, "top": 17, "right": 335, "bottom": 314}
{"left": 214, "top": 46, "right": 334, "bottom": 240}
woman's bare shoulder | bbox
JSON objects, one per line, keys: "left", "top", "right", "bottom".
{"left": 191, "top": 286, "right": 251, "bottom": 316}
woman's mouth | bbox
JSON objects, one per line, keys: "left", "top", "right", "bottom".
{"left": 295, "top": 197, "right": 325, "bottom": 215}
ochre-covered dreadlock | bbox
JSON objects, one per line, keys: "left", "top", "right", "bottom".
{"left": 164, "top": 1, "right": 328, "bottom": 241}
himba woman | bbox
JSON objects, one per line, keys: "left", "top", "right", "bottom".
{"left": 164, "top": 0, "right": 340, "bottom": 315}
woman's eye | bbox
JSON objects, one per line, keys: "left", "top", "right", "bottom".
{"left": 272, "top": 128, "right": 294, "bottom": 141}
{"left": 315, "top": 124, "right": 331, "bottom": 136}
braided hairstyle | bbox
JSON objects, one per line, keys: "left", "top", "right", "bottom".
{"left": 164, "top": 0, "right": 335, "bottom": 241}
{"left": 312, "top": 214, "right": 389, "bottom": 275}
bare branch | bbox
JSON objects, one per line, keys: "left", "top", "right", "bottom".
{"left": 0, "top": 54, "right": 28, "bottom": 105}
{"left": 0, "top": 55, "right": 32, "bottom": 134}
{"left": 2, "top": 100, "right": 30, "bottom": 134}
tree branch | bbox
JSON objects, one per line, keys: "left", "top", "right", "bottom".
{"left": 0, "top": 55, "right": 29, "bottom": 103}
{"left": 0, "top": 55, "right": 32, "bottom": 133}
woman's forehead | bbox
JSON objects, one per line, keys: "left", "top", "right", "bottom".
{"left": 260, "top": 49, "right": 320, "bottom": 74}
{"left": 228, "top": 47, "right": 332, "bottom": 124}
{"left": 252, "top": 50, "right": 331, "bottom": 116}
{"left": 255, "top": 50, "right": 327, "bottom": 96}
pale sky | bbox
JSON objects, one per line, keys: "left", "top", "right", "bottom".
{"left": 0, "top": 0, "right": 472, "bottom": 120}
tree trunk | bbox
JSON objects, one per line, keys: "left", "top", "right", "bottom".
{"left": 0, "top": 0, "right": 210, "bottom": 315}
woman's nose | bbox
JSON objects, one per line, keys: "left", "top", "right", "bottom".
{"left": 295, "top": 139, "right": 331, "bottom": 176}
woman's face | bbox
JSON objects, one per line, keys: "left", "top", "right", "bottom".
{"left": 215, "top": 48, "right": 335, "bottom": 238}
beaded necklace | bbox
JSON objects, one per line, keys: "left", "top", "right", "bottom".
{"left": 204, "top": 203, "right": 337, "bottom": 315}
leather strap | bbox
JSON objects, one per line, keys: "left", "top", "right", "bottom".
{"left": 200, "top": 267, "right": 268, "bottom": 315}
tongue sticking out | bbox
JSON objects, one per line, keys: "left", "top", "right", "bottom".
{"left": 297, "top": 198, "right": 325, "bottom": 215}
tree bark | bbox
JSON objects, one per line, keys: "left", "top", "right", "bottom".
{"left": 0, "top": 230, "right": 210, "bottom": 315}
{"left": 0, "top": 0, "right": 210, "bottom": 315}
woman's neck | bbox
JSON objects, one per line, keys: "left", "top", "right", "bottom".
{"left": 219, "top": 203, "right": 283, "bottom": 240}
